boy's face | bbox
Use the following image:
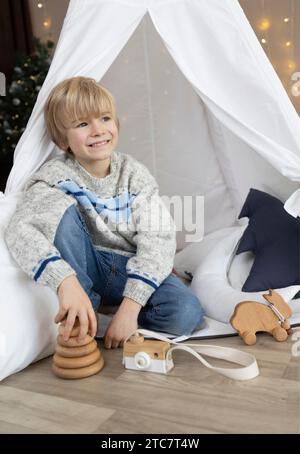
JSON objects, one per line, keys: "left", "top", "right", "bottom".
{"left": 64, "top": 113, "right": 119, "bottom": 172}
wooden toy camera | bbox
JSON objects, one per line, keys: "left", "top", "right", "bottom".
{"left": 122, "top": 330, "right": 260, "bottom": 380}
{"left": 123, "top": 333, "right": 174, "bottom": 374}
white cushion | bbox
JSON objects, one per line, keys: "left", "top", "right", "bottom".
{"left": 190, "top": 226, "right": 300, "bottom": 323}
{"left": 174, "top": 226, "right": 241, "bottom": 280}
{"left": 0, "top": 193, "right": 58, "bottom": 381}
{"left": 228, "top": 249, "right": 254, "bottom": 290}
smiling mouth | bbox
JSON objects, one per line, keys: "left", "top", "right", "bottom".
{"left": 89, "top": 140, "right": 111, "bottom": 148}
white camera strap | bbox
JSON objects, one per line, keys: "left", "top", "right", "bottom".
{"left": 132, "top": 329, "right": 259, "bottom": 381}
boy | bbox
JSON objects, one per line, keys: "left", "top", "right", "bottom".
{"left": 5, "top": 77, "right": 203, "bottom": 348}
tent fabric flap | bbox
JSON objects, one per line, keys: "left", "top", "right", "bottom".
{"left": 5, "top": 0, "right": 147, "bottom": 194}
{"left": 148, "top": 0, "right": 300, "bottom": 182}
{"left": 4, "top": 0, "right": 300, "bottom": 221}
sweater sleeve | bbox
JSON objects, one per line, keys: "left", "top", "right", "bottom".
{"left": 5, "top": 180, "right": 77, "bottom": 292}
{"left": 122, "top": 167, "right": 177, "bottom": 306}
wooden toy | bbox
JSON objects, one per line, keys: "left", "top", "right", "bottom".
{"left": 52, "top": 318, "right": 104, "bottom": 379}
{"left": 123, "top": 332, "right": 174, "bottom": 373}
{"left": 230, "top": 289, "right": 292, "bottom": 345}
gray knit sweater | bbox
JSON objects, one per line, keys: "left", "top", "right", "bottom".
{"left": 5, "top": 151, "right": 176, "bottom": 306}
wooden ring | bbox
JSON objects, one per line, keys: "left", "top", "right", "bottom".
{"left": 57, "top": 334, "right": 93, "bottom": 348}
{"left": 53, "top": 348, "right": 101, "bottom": 369}
{"left": 60, "top": 318, "right": 80, "bottom": 327}
{"left": 55, "top": 339, "right": 98, "bottom": 358}
{"left": 52, "top": 357, "right": 104, "bottom": 379}
{"left": 58, "top": 324, "right": 81, "bottom": 338}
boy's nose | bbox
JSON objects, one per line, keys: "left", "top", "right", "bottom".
{"left": 90, "top": 119, "right": 106, "bottom": 135}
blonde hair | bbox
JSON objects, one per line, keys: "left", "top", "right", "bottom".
{"left": 44, "top": 77, "right": 119, "bottom": 149}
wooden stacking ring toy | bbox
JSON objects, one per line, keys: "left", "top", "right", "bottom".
{"left": 52, "top": 318, "right": 104, "bottom": 379}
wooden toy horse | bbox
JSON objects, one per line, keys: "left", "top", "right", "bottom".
{"left": 230, "top": 289, "right": 292, "bottom": 345}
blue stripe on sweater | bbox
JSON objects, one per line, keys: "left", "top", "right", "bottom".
{"left": 127, "top": 273, "right": 158, "bottom": 290}
{"left": 34, "top": 256, "right": 61, "bottom": 282}
{"left": 55, "top": 180, "right": 135, "bottom": 224}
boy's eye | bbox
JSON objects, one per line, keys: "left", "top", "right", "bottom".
{"left": 75, "top": 116, "right": 111, "bottom": 127}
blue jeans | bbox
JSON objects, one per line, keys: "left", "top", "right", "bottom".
{"left": 54, "top": 205, "right": 204, "bottom": 336}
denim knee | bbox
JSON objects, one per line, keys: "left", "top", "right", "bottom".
{"left": 162, "top": 291, "right": 204, "bottom": 337}
{"left": 59, "top": 204, "right": 84, "bottom": 231}
{"left": 54, "top": 204, "right": 85, "bottom": 247}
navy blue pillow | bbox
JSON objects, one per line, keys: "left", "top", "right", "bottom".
{"left": 236, "top": 188, "right": 300, "bottom": 292}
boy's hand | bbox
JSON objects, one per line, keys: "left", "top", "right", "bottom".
{"left": 104, "top": 297, "right": 141, "bottom": 349}
{"left": 56, "top": 275, "right": 97, "bottom": 341}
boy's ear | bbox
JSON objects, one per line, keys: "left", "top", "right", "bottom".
{"left": 58, "top": 132, "right": 70, "bottom": 151}
{"left": 62, "top": 145, "right": 73, "bottom": 154}
{"left": 59, "top": 140, "right": 71, "bottom": 152}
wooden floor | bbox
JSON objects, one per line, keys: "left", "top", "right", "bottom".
{"left": 0, "top": 331, "right": 299, "bottom": 434}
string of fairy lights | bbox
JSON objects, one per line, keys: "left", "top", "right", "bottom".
{"left": 257, "top": 0, "right": 298, "bottom": 96}
{"left": 36, "top": 1, "right": 52, "bottom": 36}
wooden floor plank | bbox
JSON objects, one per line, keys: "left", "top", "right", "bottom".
{"left": 0, "top": 332, "right": 299, "bottom": 434}
{"left": 0, "top": 385, "right": 115, "bottom": 434}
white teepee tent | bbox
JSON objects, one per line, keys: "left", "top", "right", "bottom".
{"left": 4, "top": 0, "right": 300, "bottom": 231}
{"left": 1, "top": 0, "right": 300, "bottom": 380}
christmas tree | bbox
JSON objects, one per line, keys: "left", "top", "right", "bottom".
{"left": 0, "top": 38, "right": 54, "bottom": 158}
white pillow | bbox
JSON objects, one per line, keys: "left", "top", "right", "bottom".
{"left": 0, "top": 193, "right": 59, "bottom": 381}
{"left": 174, "top": 226, "right": 244, "bottom": 280}
{"left": 228, "top": 249, "right": 254, "bottom": 290}
{"left": 190, "top": 226, "right": 300, "bottom": 323}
